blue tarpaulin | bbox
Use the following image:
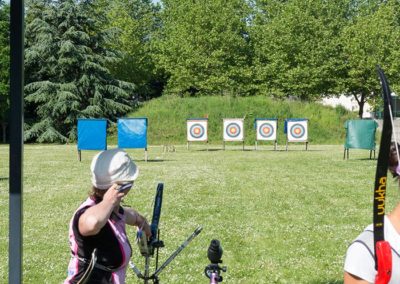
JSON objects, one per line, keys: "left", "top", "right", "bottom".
{"left": 77, "top": 119, "right": 107, "bottom": 150}
{"left": 118, "top": 118, "right": 148, "bottom": 149}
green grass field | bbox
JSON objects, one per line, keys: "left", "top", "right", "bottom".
{"left": 1, "top": 144, "right": 398, "bottom": 283}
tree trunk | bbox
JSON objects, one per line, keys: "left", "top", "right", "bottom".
{"left": 1, "top": 122, "right": 6, "bottom": 143}
{"left": 353, "top": 93, "right": 366, "bottom": 118}
{"left": 358, "top": 101, "right": 364, "bottom": 118}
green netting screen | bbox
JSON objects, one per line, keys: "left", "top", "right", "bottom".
{"left": 344, "top": 119, "right": 378, "bottom": 150}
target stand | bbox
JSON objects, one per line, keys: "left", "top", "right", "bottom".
{"left": 187, "top": 118, "right": 209, "bottom": 150}
{"left": 118, "top": 118, "right": 148, "bottom": 161}
{"left": 284, "top": 119, "right": 308, "bottom": 151}
{"left": 254, "top": 118, "right": 278, "bottom": 150}
{"left": 77, "top": 119, "right": 108, "bottom": 161}
{"left": 223, "top": 118, "right": 245, "bottom": 150}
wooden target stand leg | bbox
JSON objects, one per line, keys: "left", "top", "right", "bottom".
{"left": 305, "top": 141, "right": 308, "bottom": 151}
{"left": 78, "top": 150, "right": 81, "bottom": 162}
{"left": 145, "top": 148, "right": 148, "bottom": 162}
{"left": 343, "top": 148, "right": 349, "bottom": 160}
{"left": 242, "top": 141, "right": 244, "bottom": 151}
{"left": 369, "top": 149, "right": 376, "bottom": 159}
{"left": 187, "top": 141, "right": 208, "bottom": 151}
{"left": 255, "top": 140, "right": 278, "bottom": 151}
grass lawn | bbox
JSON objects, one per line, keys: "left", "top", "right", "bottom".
{"left": 1, "top": 143, "right": 399, "bottom": 283}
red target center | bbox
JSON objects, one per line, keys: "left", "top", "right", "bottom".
{"left": 294, "top": 128, "right": 301, "bottom": 135}
{"left": 262, "top": 128, "right": 270, "bottom": 134}
{"left": 194, "top": 128, "right": 201, "bottom": 134}
{"left": 229, "top": 127, "right": 237, "bottom": 134}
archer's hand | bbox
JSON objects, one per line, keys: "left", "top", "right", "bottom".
{"left": 143, "top": 220, "right": 151, "bottom": 239}
{"left": 103, "top": 184, "right": 125, "bottom": 207}
{"left": 137, "top": 215, "right": 151, "bottom": 239}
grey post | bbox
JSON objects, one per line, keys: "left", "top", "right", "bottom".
{"left": 9, "top": 0, "right": 25, "bottom": 283}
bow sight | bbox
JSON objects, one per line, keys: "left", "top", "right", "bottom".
{"left": 130, "top": 183, "right": 202, "bottom": 284}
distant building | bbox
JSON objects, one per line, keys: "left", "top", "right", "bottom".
{"left": 320, "top": 95, "right": 373, "bottom": 118}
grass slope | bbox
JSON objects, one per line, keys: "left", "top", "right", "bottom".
{"left": 108, "top": 95, "right": 357, "bottom": 145}
{"left": 0, "top": 144, "right": 396, "bottom": 283}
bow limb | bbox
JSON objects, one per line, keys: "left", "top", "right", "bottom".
{"left": 374, "top": 66, "right": 394, "bottom": 283}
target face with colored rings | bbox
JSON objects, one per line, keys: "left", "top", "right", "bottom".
{"left": 190, "top": 124, "right": 205, "bottom": 139}
{"left": 258, "top": 123, "right": 274, "bottom": 138}
{"left": 187, "top": 119, "right": 208, "bottom": 141}
{"left": 226, "top": 123, "right": 241, "bottom": 138}
{"left": 287, "top": 120, "right": 308, "bottom": 142}
{"left": 290, "top": 123, "right": 305, "bottom": 138}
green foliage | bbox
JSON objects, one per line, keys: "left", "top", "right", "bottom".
{"left": 251, "top": 0, "right": 348, "bottom": 100}
{"left": 153, "top": 0, "right": 254, "bottom": 96}
{"left": 96, "top": 0, "right": 164, "bottom": 100}
{"left": 1, "top": 144, "right": 396, "bottom": 282}
{"left": 24, "top": 0, "right": 135, "bottom": 142}
{"left": 107, "top": 95, "right": 357, "bottom": 145}
{"left": 0, "top": 1, "right": 9, "bottom": 122}
{"left": 340, "top": 0, "right": 400, "bottom": 117}
{"left": 19, "top": 0, "right": 400, "bottom": 143}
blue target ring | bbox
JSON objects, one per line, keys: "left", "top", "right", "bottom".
{"left": 226, "top": 122, "right": 241, "bottom": 138}
{"left": 258, "top": 122, "right": 274, "bottom": 138}
{"left": 290, "top": 123, "right": 305, "bottom": 139}
{"left": 190, "top": 124, "right": 205, "bottom": 139}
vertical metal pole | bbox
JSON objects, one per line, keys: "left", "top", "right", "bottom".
{"left": 9, "top": 0, "right": 24, "bottom": 283}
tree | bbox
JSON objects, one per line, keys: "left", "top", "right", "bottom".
{"left": 96, "top": 0, "right": 164, "bottom": 101}
{"left": 153, "top": 0, "right": 254, "bottom": 96}
{"left": 251, "top": 0, "right": 349, "bottom": 100}
{"left": 340, "top": 0, "right": 400, "bottom": 117}
{"left": 24, "top": 0, "right": 135, "bottom": 142}
{"left": 0, "top": 1, "right": 9, "bottom": 142}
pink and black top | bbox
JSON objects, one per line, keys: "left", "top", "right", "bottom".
{"left": 64, "top": 197, "right": 132, "bottom": 284}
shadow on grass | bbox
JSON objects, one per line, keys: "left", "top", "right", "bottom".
{"left": 344, "top": 158, "right": 376, "bottom": 161}
{"left": 310, "top": 280, "right": 343, "bottom": 284}
{"left": 197, "top": 148, "right": 223, "bottom": 152}
{"left": 0, "top": 177, "right": 8, "bottom": 181}
{"left": 140, "top": 159, "right": 173, "bottom": 163}
{"left": 274, "top": 149, "right": 324, "bottom": 152}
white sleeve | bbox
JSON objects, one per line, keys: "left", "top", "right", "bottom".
{"left": 344, "top": 242, "right": 375, "bottom": 283}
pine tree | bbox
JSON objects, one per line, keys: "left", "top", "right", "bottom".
{"left": 0, "top": 1, "right": 10, "bottom": 139}
{"left": 24, "top": 0, "right": 135, "bottom": 142}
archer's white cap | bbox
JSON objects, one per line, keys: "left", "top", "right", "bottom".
{"left": 90, "top": 148, "right": 139, "bottom": 190}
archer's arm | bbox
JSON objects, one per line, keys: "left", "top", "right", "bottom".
{"left": 125, "top": 207, "right": 151, "bottom": 237}
{"left": 344, "top": 272, "right": 372, "bottom": 284}
{"left": 79, "top": 184, "right": 124, "bottom": 236}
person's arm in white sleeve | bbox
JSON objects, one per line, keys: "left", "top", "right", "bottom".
{"left": 344, "top": 242, "right": 375, "bottom": 284}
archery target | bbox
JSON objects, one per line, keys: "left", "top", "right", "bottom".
{"left": 287, "top": 120, "right": 308, "bottom": 142}
{"left": 187, "top": 120, "right": 208, "bottom": 141}
{"left": 223, "top": 119, "right": 244, "bottom": 141}
{"left": 256, "top": 120, "right": 277, "bottom": 141}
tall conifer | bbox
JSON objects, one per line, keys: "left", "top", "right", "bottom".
{"left": 24, "top": 0, "right": 135, "bottom": 142}
{"left": 0, "top": 1, "right": 9, "bottom": 136}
